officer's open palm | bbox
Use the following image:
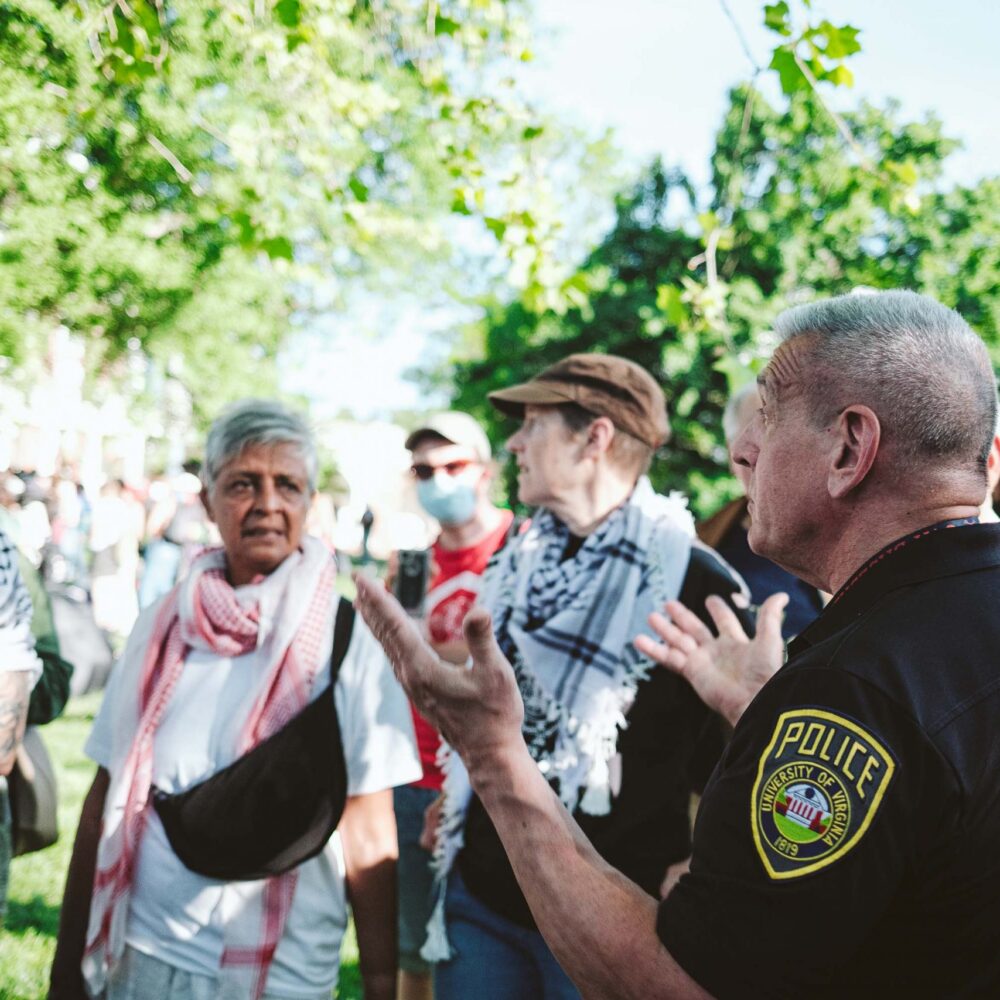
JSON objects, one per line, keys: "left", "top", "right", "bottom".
{"left": 355, "top": 575, "right": 525, "bottom": 766}
{"left": 635, "top": 592, "right": 788, "bottom": 727}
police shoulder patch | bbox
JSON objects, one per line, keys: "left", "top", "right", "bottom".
{"left": 751, "top": 709, "right": 895, "bottom": 880}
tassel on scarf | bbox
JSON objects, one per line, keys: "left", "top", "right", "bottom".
{"left": 579, "top": 752, "right": 612, "bottom": 815}
{"left": 420, "top": 886, "right": 454, "bottom": 962}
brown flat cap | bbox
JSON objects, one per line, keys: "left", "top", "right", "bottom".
{"left": 488, "top": 353, "right": 669, "bottom": 448}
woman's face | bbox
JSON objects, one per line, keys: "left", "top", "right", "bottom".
{"left": 202, "top": 441, "right": 313, "bottom": 586}
{"left": 506, "top": 405, "right": 585, "bottom": 509}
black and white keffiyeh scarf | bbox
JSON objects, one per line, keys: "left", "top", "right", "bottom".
{"left": 483, "top": 476, "right": 696, "bottom": 811}
{"left": 421, "top": 477, "right": 695, "bottom": 960}
{"left": 0, "top": 526, "right": 42, "bottom": 682}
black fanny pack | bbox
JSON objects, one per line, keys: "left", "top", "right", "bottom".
{"left": 151, "top": 598, "right": 355, "bottom": 882}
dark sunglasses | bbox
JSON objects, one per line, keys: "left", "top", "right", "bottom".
{"left": 410, "top": 460, "right": 475, "bottom": 481}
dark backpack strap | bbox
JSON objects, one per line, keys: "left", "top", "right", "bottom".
{"left": 330, "top": 597, "right": 356, "bottom": 684}
{"left": 504, "top": 515, "right": 525, "bottom": 548}
{"left": 485, "top": 514, "right": 526, "bottom": 574}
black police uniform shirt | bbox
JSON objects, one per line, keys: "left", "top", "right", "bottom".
{"left": 460, "top": 542, "right": 751, "bottom": 928}
{"left": 658, "top": 521, "right": 1000, "bottom": 999}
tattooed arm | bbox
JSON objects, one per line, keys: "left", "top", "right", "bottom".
{"left": 0, "top": 669, "right": 29, "bottom": 775}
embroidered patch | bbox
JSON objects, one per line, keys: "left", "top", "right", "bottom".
{"left": 751, "top": 709, "right": 895, "bottom": 880}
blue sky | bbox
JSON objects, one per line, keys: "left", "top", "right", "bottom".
{"left": 283, "top": 0, "right": 998, "bottom": 420}
{"left": 522, "top": 0, "right": 998, "bottom": 189}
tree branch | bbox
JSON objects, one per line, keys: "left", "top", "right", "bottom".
{"left": 792, "top": 52, "right": 876, "bottom": 172}
{"left": 147, "top": 134, "right": 193, "bottom": 183}
{"left": 718, "top": 0, "right": 762, "bottom": 73}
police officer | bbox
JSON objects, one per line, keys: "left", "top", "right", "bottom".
{"left": 355, "top": 289, "right": 1000, "bottom": 998}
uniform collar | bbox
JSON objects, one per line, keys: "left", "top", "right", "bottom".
{"left": 788, "top": 519, "right": 999, "bottom": 657}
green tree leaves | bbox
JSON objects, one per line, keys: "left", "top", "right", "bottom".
{"left": 3, "top": 0, "right": 577, "bottom": 424}
{"left": 86, "top": 0, "right": 171, "bottom": 85}
{"left": 764, "top": 1, "right": 862, "bottom": 96}
{"left": 763, "top": 2, "right": 793, "bottom": 36}
{"left": 274, "top": 0, "right": 302, "bottom": 30}
{"left": 439, "top": 86, "right": 997, "bottom": 517}
{"left": 434, "top": 13, "right": 461, "bottom": 37}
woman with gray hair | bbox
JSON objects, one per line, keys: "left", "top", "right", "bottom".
{"left": 50, "top": 399, "right": 419, "bottom": 1000}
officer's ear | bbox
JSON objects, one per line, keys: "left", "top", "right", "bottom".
{"left": 828, "top": 405, "right": 880, "bottom": 499}
{"left": 987, "top": 434, "right": 1000, "bottom": 500}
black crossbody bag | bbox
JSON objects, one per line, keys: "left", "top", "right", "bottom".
{"left": 152, "top": 598, "right": 355, "bottom": 882}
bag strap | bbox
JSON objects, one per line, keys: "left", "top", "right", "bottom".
{"left": 496, "top": 514, "right": 525, "bottom": 554}
{"left": 505, "top": 515, "right": 525, "bottom": 547}
{"left": 330, "top": 596, "right": 356, "bottom": 685}
{"left": 484, "top": 514, "right": 526, "bottom": 576}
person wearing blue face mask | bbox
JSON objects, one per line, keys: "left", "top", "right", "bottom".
{"left": 396, "top": 412, "right": 514, "bottom": 1000}
{"left": 397, "top": 355, "right": 750, "bottom": 1000}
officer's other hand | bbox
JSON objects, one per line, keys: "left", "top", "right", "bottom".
{"left": 635, "top": 592, "right": 788, "bottom": 727}
{"left": 355, "top": 574, "right": 525, "bottom": 769}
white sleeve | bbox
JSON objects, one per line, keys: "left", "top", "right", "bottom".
{"left": 335, "top": 615, "right": 421, "bottom": 797}
{"left": 83, "top": 655, "right": 127, "bottom": 770}
{"left": 0, "top": 530, "right": 42, "bottom": 687}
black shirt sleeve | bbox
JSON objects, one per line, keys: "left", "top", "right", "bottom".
{"left": 656, "top": 662, "right": 956, "bottom": 998}
{"left": 677, "top": 540, "right": 753, "bottom": 636}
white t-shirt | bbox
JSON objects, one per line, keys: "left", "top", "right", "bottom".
{"left": 86, "top": 590, "right": 420, "bottom": 998}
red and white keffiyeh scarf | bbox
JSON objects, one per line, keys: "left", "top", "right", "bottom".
{"left": 82, "top": 536, "right": 336, "bottom": 999}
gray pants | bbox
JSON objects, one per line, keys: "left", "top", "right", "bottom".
{"left": 101, "top": 946, "right": 331, "bottom": 1000}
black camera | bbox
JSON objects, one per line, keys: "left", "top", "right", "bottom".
{"left": 394, "top": 549, "right": 430, "bottom": 614}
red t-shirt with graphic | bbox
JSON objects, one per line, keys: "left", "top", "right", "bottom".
{"left": 410, "top": 510, "right": 515, "bottom": 790}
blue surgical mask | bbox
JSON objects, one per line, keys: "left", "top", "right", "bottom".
{"left": 417, "top": 475, "right": 478, "bottom": 526}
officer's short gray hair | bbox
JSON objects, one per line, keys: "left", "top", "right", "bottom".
{"left": 774, "top": 290, "right": 997, "bottom": 472}
{"left": 722, "top": 382, "right": 760, "bottom": 444}
{"left": 203, "top": 399, "right": 317, "bottom": 493}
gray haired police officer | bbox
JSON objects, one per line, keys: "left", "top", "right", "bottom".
{"left": 356, "top": 289, "right": 1000, "bottom": 999}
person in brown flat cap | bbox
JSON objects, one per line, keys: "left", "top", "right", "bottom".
{"left": 415, "top": 353, "right": 750, "bottom": 1000}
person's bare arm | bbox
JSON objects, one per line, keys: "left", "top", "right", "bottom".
{"left": 355, "top": 576, "right": 712, "bottom": 1000}
{"left": 634, "top": 593, "right": 788, "bottom": 727}
{"left": 0, "top": 670, "right": 29, "bottom": 776}
{"left": 49, "top": 766, "right": 109, "bottom": 1000}
{"left": 340, "top": 789, "right": 398, "bottom": 1000}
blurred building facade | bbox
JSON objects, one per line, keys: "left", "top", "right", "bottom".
{"left": 0, "top": 326, "right": 195, "bottom": 493}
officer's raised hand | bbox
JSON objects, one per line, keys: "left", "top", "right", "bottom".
{"left": 354, "top": 574, "right": 524, "bottom": 766}
{"left": 635, "top": 591, "right": 788, "bottom": 727}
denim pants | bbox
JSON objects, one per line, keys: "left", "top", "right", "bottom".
{"left": 394, "top": 784, "right": 439, "bottom": 974}
{"left": 434, "top": 870, "right": 581, "bottom": 1000}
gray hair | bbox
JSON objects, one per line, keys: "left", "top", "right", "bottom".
{"left": 774, "top": 290, "right": 998, "bottom": 471}
{"left": 203, "top": 399, "right": 318, "bottom": 492}
{"left": 722, "top": 381, "right": 761, "bottom": 444}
